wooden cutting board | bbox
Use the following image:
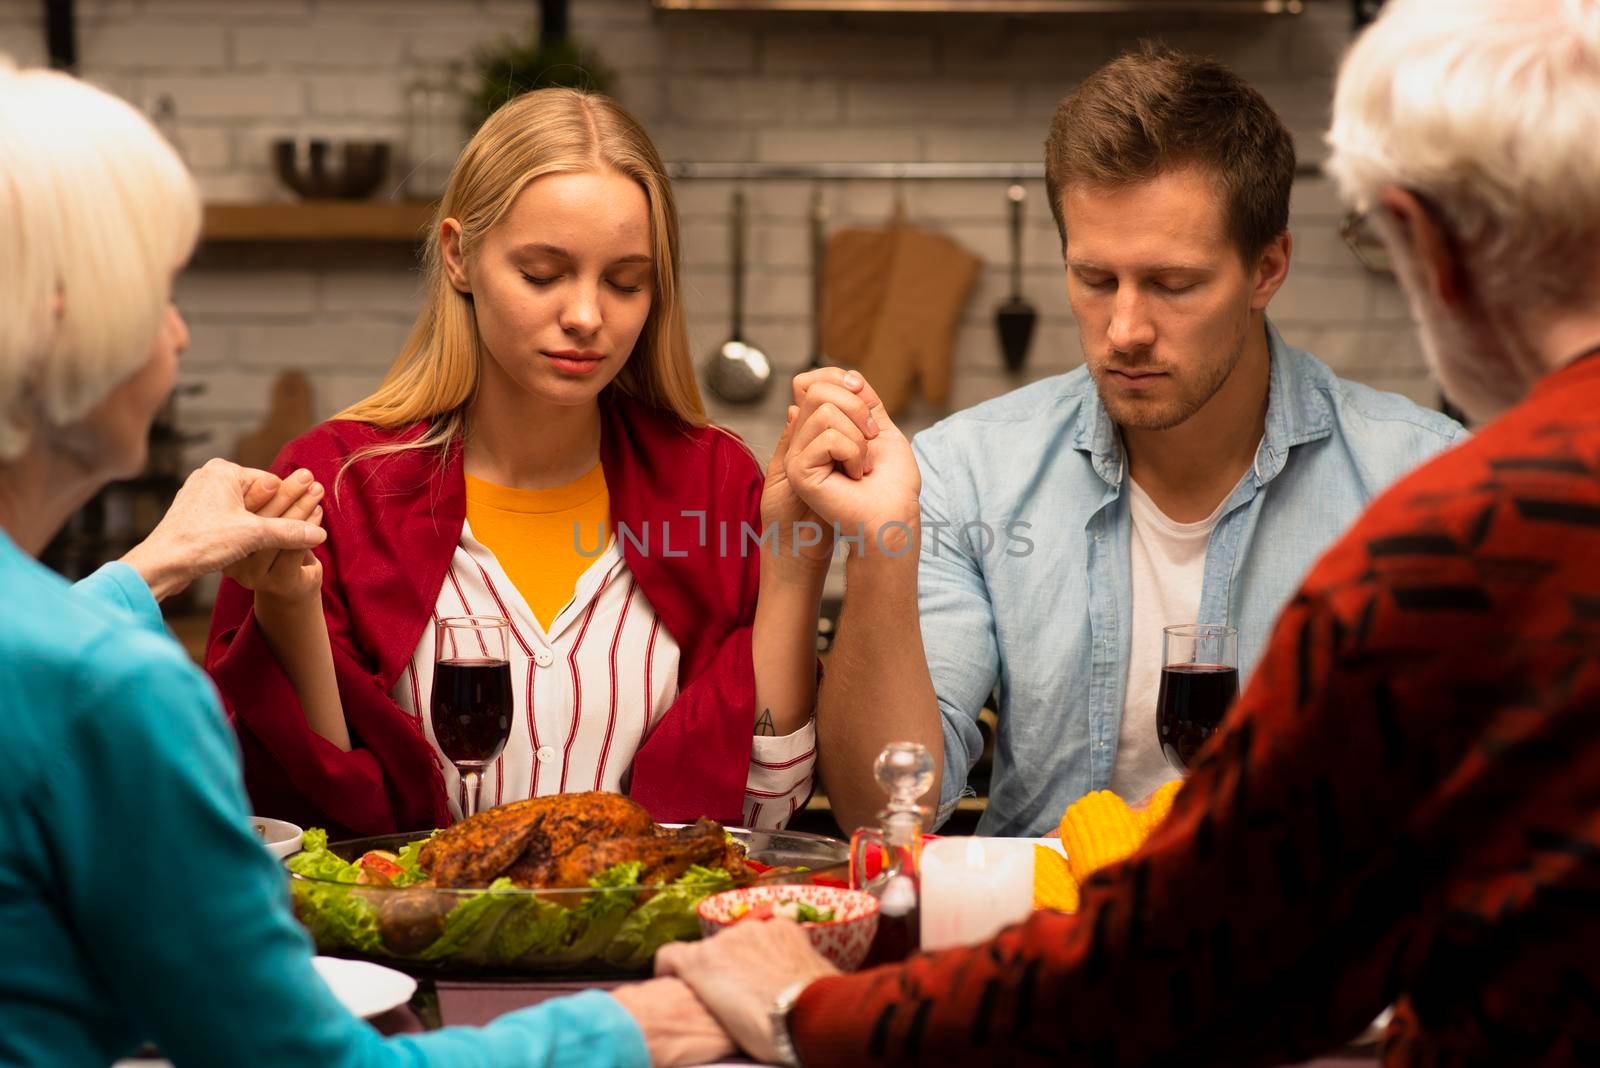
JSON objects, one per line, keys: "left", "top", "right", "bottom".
{"left": 821, "top": 226, "right": 897, "bottom": 367}
{"left": 234, "top": 369, "right": 314, "bottom": 471}
{"left": 856, "top": 224, "right": 982, "bottom": 414}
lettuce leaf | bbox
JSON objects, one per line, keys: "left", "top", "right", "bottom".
{"left": 418, "top": 877, "right": 526, "bottom": 962}
{"left": 286, "top": 828, "right": 360, "bottom": 883}
{"left": 288, "top": 830, "right": 738, "bottom": 970}
{"left": 603, "top": 864, "right": 734, "bottom": 970}
{"left": 388, "top": 835, "right": 434, "bottom": 888}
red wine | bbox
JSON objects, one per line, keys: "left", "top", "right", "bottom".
{"left": 431, "top": 658, "right": 513, "bottom": 766}
{"left": 1156, "top": 663, "right": 1239, "bottom": 772}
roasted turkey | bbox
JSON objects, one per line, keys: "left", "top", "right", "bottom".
{"left": 506, "top": 817, "right": 748, "bottom": 889}
{"left": 376, "top": 793, "right": 755, "bottom": 954}
{"left": 417, "top": 791, "right": 657, "bottom": 888}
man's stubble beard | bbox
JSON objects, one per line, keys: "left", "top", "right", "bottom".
{"left": 1090, "top": 310, "right": 1253, "bottom": 432}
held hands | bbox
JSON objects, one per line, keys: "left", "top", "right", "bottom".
{"left": 119, "top": 458, "right": 327, "bottom": 603}
{"left": 609, "top": 977, "right": 737, "bottom": 1067}
{"left": 223, "top": 467, "right": 326, "bottom": 603}
{"left": 655, "top": 919, "right": 839, "bottom": 1064}
{"left": 768, "top": 368, "right": 921, "bottom": 562}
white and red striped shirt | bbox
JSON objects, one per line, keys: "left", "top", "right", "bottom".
{"left": 392, "top": 524, "right": 816, "bottom": 829}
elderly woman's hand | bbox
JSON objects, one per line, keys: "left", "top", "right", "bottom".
{"left": 119, "top": 458, "right": 326, "bottom": 603}
{"left": 609, "top": 977, "right": 737, "bottom": 1067}
{"left": 655, "top": 919, "right": 839, "bottom": 1064}
{"left": 223, "top": 466, "right": 326, "bottom": 603}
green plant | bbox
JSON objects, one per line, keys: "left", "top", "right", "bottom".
{"left": 466, "top": 28, "right": 616, "bottom": 132}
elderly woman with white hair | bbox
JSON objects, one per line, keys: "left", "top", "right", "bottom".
{"left": 647, "top": 2, "right": 1600, "bottom": 1064}
{"left": 0, "top": 62, "right": 731, "bottom": 1067}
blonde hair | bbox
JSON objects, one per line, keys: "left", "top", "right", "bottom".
{"left": 1327, "top": 0, "right": 1600, "bottom": 311}
{"left": 0, "top": 59, "right": 200, "bottom": 462}
{"left": 337, "top": 88, "right": 705, "bottom": 476}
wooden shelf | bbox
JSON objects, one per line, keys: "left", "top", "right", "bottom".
{"left": 202, "top": 200, "right": 436, "bottom": 243}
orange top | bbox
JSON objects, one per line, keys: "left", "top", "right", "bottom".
{"left": 463, "top": 465, "right": 610, "bottom": 632}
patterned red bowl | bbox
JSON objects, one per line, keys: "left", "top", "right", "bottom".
{"left": 697, "top": 885, "right": 880, "bottom": 971}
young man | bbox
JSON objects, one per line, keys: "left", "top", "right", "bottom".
{"left": 810, "top": 45, "right": 1465, "bottom": 835}
{"left": 651, "top": 1, "right": 1600, "bottom": 1063}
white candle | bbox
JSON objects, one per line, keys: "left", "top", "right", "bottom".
{"left": 919, "top": 837, "right": 1035, "bottom": 951}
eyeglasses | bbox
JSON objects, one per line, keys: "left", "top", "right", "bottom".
{"left": 1340, "top": 206, "right": 1393, "bottom": 274}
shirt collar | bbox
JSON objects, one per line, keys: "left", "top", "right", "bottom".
{"left": 1073, "top": 318, "right": 1335, "bottom": 487}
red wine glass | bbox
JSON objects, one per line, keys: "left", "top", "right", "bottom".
{"left": 1156, "top": 623, "right": 1239, "bottom": 774}
{"left": 431, "top": 615, "right": 513, "bottom": 819}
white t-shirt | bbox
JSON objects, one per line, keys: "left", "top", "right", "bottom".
{"left": 1109, "top": 479, "right": 1228, "bottom": 802}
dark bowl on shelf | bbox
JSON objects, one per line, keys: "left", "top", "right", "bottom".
{"left": 272, "top": 138, "right": 391, "bottom": 199}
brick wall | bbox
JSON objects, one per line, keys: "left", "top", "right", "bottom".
{"left": 0, "top": 0, "right": 1434, "bottom": 567}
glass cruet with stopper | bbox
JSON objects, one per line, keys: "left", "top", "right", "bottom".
{"left": 849, "top": 741, "right": 934, "bottom": 965}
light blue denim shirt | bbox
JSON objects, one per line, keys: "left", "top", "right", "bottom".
{"left": 914, "top": 323, "right": 1467, "bottom": 835}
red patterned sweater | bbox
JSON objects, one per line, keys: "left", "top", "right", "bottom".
{"left": 792, "top": 354, "right": 1600, "bottom": 1066}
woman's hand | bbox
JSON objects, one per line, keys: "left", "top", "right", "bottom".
{"left": 782, "top": 368, "right": 922, "bottom": 559}
{"left": 610, "top": 978, "right": 737, "bottom": 1067}
{"left": 224, "top": 468, "right": 325, "bottom": 603}
{"left": 760, "top": 376, "right": 854, "bottom": 573}
{"left": 119, "top": 459, "right": 326, "bottom": 602}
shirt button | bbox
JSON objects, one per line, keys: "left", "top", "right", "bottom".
{"left": 533, "top": 649, "right": 554, "bottom": 668}
{"left": 537, "top": 746, "right": 557, "bottom": 763}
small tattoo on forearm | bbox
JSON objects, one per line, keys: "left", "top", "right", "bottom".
{"left": 755, "top": 708, "right": 776, "bottom": 736}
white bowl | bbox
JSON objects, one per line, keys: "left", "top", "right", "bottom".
{"left": 698, "top": 885, "right": 880, "bottom": 971}
{"left": 253, "top": 816, "right": 303, "bottom": 860}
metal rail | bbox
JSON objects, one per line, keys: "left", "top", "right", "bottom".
{"left": 665, "top": 160, "right": 1325, "bottom": 180}
{"left": 653, "top": 1, "right": 1303, "bottom": 13}
{"left": 666, "top": 161, "right": 1046, "bottom": 181}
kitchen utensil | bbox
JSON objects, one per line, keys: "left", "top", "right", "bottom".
{"left": 822, "top": 225, "right": 895, "bottom": 366}
{"left": 702, "top": 189, "right": 773, "bottom": 404}
{"left": 808, "top": 186, "right": 829, "bottom": 370}
{"left": 996, "top": 183, "right": 1038, "bottom": 371}
{"left": 273, "top": 138, "right": 391, "bottom": 200}
{"left": 855, "top": 224, "right": 981, "bottom": 414}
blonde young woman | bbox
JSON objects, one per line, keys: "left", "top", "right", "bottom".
{"left": 207, "top": 89, "right": 854, "bottom": 835}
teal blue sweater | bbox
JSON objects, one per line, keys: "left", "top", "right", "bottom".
{"left": 0, "top": 531, "right": 648, "bottom": 1067}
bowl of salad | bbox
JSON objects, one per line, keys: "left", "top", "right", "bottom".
{"left": 697, "top": 885, "right": 880, "bottom": 970}
{"left": 284, "top": 795, "right": 848, "bottom": 978}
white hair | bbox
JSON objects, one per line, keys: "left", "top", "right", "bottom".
{"left": 1326, "top": 0, "right": 1600, "bottom": 312}
{"left": 0, "top": 58, "right": 200, "bottom": 462}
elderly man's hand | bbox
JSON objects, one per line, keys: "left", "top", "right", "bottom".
{"left": 655, "top": 920, "right": 839, "bottom": 1064}
{"left": 120, "top": 458, "right": 327, "bottom": 602}
{"left": 609, "top": 977, "right": 736, "bottom": 1067}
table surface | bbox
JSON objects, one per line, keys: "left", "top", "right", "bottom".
{"left": 370, "top": 977, "right": 1381, "bottom": 1067}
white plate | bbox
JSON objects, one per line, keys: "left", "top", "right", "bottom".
{"left": 112, "top": 958, "right": 417, "bottom": 1068}
{"left": 312, "top": 955, "right": 418, "bottom": 1019}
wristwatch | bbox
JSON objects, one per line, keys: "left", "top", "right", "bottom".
{"left": 767, "top": 979, "right": 810, "bottom": 1068}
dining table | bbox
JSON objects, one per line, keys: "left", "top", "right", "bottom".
{"left": 367, "top": 975, "right": 1383, "bottom": 1067}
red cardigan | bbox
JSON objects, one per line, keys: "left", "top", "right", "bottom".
{"left": 207, "top": 394, "right": 764, "bottom": 835}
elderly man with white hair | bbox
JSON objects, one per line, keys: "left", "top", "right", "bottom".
{"left": 648, "top": 2, "right": 1600, "bottom": 1064}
